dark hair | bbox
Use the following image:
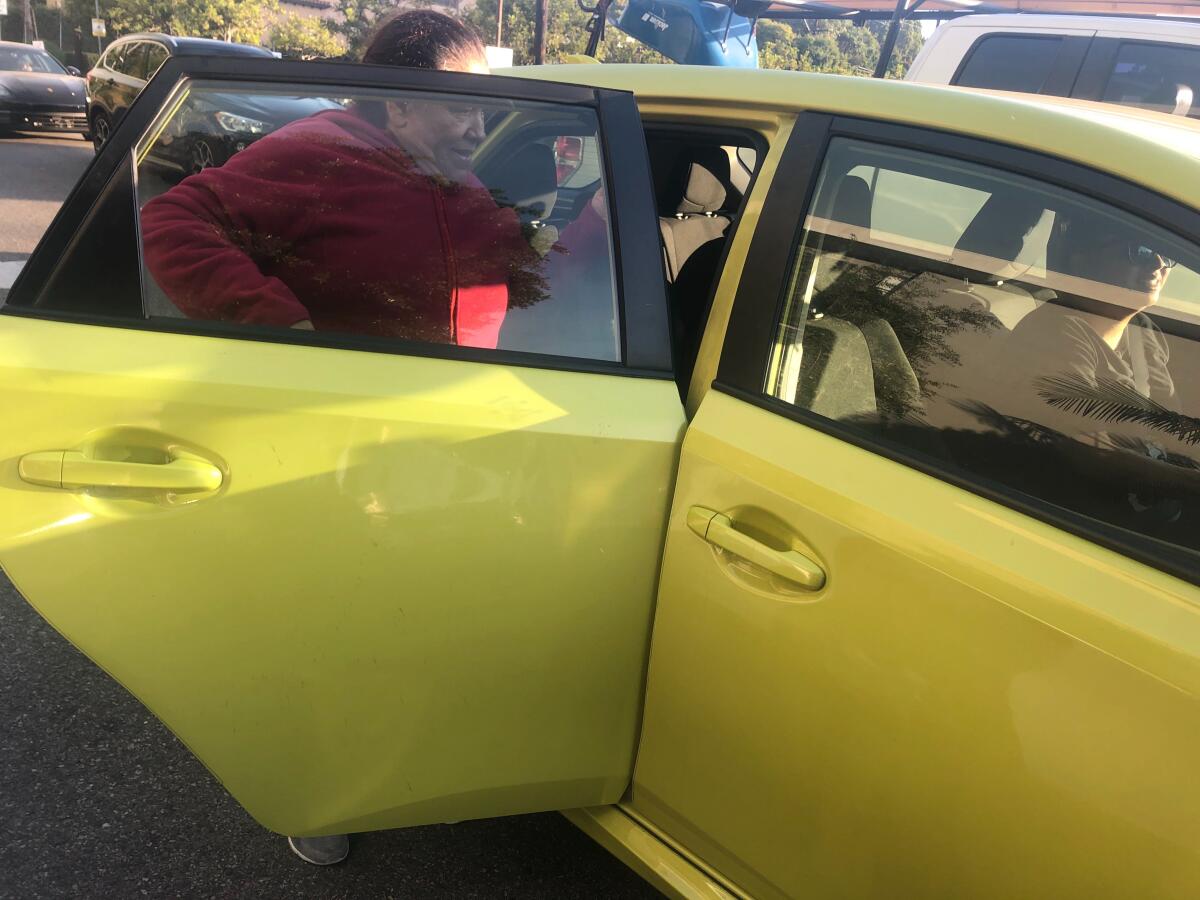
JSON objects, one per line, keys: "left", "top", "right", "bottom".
{"left": 362, "top": 10, "right": 486, "bottom": 70}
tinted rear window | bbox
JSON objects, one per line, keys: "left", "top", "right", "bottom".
{"left": 1103, "top": 41, "right": 1200, "bottom": 119}
{"left": 955, "top": 35, "right": 1063, "bottom": 93}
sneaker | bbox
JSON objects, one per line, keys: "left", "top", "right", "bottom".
{"left": 287, "top": 833, "right": 350, "bottom": 866}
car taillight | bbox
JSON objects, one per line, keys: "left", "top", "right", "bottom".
{"left": 554, "top": 136, "right": 584, "bottom": 185}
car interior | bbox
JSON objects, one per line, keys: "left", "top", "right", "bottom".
{"left": 647, "top": 127, "right": 761, "bottom": 394}
{"left": 132, "top": 94, "right": 766, "bottom": 388}
{"left": 480, "top": 119, "right": 764, "bottom": 393}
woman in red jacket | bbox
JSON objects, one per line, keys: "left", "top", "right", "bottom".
{"left": 141, "top": 12, "right": 543, "bottom": 350}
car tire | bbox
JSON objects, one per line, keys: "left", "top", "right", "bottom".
{"left": 90, "top": 110, "right": 111, "bottom": 153}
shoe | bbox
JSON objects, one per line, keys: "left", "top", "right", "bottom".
{"left": 287, "top": 833, "right": 350, "bottom": 866}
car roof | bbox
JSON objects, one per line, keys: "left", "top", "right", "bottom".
{"left": 506, "top": 64, "right": 1200, "bottom": 209}
{"left": 0, "top": 40, "right": 55, "bottom": 51}
{"left": 107, "top": 33, "right": 272, "bottom": 57}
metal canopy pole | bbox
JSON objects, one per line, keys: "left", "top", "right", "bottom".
{"left": 873, "top": 0, "right": 924, "bottom": 77}
{"left": 582, "top": 0, "right": 612, "bottom": 57}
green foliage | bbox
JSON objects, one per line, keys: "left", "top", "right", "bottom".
{"left": 270, "top": 12, "right": 346, "bottom": 59}
{"left": 758, "top": 19, "right": 924, "bottom": 78}
{"left": 462, "top": 0, "right": 669, "bottom": 65}
{"left": 328, "top": 0, "right": 402, "bottom": 58}
{"left": 105, "top": 0, "right": 278, "bottom": 43}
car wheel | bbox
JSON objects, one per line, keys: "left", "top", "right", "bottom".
{"left": 188, "top": 139, "right": 216, "bottom": 175}
{"left": 90, "top": 111, "right": 111, "bottom": 153}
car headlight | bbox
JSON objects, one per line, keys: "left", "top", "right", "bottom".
{"left": 215, "top": 111, "right": 269, "bottom": 135}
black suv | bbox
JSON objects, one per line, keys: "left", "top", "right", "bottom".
{"left": 86, "top": 33, "right": 271, "bottom": 151}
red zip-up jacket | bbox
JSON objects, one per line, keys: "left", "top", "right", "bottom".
{"left": 141, "top": 108, "right": 540, "bottom": 348}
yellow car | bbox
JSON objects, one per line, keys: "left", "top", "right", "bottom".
{"left": 3, "top": 55, "right": 1200, "bottom": 899}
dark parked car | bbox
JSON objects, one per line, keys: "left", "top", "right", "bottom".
{"left": 139, "top": 88, "right": 340, "bottom": 184}
{"left": 0, "top": 40, "right": 87, "bottom": 137}
{"left": 86, "top": 33, "right": 272, "bottom": 152}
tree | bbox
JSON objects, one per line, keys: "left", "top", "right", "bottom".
{"left": 270, "top": 12, "right": 346, "bottom": 59}
{"left": 464, "top": 0, "right": 669, "bottom": 66}
{"left": 757, "top": 19, "right": 925, "bottom": 77}
{"left": 106, "top": 0, "right": 278, "bottom": 43}
{"left": 328, "top": 0, "right": 406, "bottom": 58}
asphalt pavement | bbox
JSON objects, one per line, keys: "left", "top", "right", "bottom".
{"left": 0, "top": 133, "right": 661, "bottom": 899}
{"left": 0, "top": 132, "right": 93, "bottom": 305}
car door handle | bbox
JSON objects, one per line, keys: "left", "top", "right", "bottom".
{"left": 687, "top": 506, "right": 826, "bottom": 591}
{"left": 18, "top": 450, "right": 223, "bottom": 493}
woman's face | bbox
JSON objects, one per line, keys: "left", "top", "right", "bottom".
{"left": 386, "top": 52, "right": 489, "bottom": 182}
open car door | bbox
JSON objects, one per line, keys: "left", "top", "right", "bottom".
{"left": 0, "top": 58, "right": 680, "bottom": 837}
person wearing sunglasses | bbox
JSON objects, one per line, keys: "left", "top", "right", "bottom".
{"left": 992, "top": 209, "right": 1195, "bottom": 529}
{"left": 1009, "top": 211, "right": 1179, "bottom": 402}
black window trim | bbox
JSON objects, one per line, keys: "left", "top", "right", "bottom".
{"left": 717, "top": 112, "right": 1200, "bottom": 587}
{"left": 951, "top": 32, "right": 1093, "bottom": 98}
{"left": 7, "top": 55, "right": 674, "bottom": 379}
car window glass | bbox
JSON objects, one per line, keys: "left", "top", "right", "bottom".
{"left": 144, "top": 43, "right": 169, "bottom": 79}
{"left": 1103, "top": 42, "right": 1200, "bottom": 118}
{"left": 105, "top": 44, "right": 133, "bottom": 76}
{"left": 766, "top": 137, "right": 1200, "bottom": 562}
{"left": 126, "top": 81, "right": 621, "bottom": 361}
{"left": 0, "top": 46, "right": 66, "bottom": 73}
{"left": 103, "top": 44, "right": 125, "bottom": 74}
{"left": 122, "top": 42, "right": 149, "bottom": 80}
{"left": 955, "top": 35, "right": 1063, "bottom": 93}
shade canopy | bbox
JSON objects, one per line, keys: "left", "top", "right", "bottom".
{"left": 731, "top": 0, "right": 1200, "bottom": 19}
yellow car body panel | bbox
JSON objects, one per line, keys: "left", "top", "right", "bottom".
{"left": 631, "top": 390, "right": 1200, "bottom": 899}
{"left": 0, "top": 316, "right": 685, "bottom": 835}
{"left": 7, "top": 59, "right": 1200, "bottom": 898}
{"left": 509, "top": 65, "right": 1200, "bottom": 209}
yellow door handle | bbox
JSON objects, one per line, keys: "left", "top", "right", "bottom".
{"left": 687, "top": 506, "right": 826, "bottom": 591}
{"left": 19, "top": 450, "right": 223, "bottom": 493}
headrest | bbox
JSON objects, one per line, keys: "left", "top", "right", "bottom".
{"left": 676, "top": 147, "right": 731, "bottom": 216}
{"left": 830, "top": 175, "right": 871, "bottom": 232}
{"left": 954, "top": 194, "right": 1044, "bottom": 264}
{"left": 490, "top": 143, "right": 558, "bottom": 222}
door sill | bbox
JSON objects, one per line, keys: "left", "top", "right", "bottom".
{"left": 561, "top": 805, "right": 747, "bottom": 900}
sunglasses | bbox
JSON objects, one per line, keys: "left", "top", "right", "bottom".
{"left": 1128, "top": 244, "right": 1178, "bottom": 269}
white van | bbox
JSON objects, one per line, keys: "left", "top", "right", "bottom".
{"left": 906, "top": 14, "right": 1200, "bottom": 117}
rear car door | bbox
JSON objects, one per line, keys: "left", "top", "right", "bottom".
{"left": 1, "top": 58, "right": 678, "bottom": 838}
{"left": 634, "top": 114, "right": 1200, "bottom": 898}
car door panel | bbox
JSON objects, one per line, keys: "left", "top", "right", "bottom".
{"left": 632, "top": 113, "right": 1200, "bottom": 898}
{"left": 1, "top": 60, "right": 678, "bottom": 837}
{"left": 634, "top": 390, "right": 1200, "bottom": 900}
{"left": 0, "top": 315, "right": 683, "bottom": 835}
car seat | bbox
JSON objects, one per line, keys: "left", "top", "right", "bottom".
{"left": 657, "top": 146, "right": 737, "bottom": 388}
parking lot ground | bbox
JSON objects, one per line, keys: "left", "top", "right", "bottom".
{"left": 0, "top": 132, "right": 93, "bottom": 305}
{"left": 0, "top": 133, "right": 662, "bottom": 899}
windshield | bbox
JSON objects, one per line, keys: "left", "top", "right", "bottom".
{"left": 0, "top": 46, "right": 67, "bottom": 74}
